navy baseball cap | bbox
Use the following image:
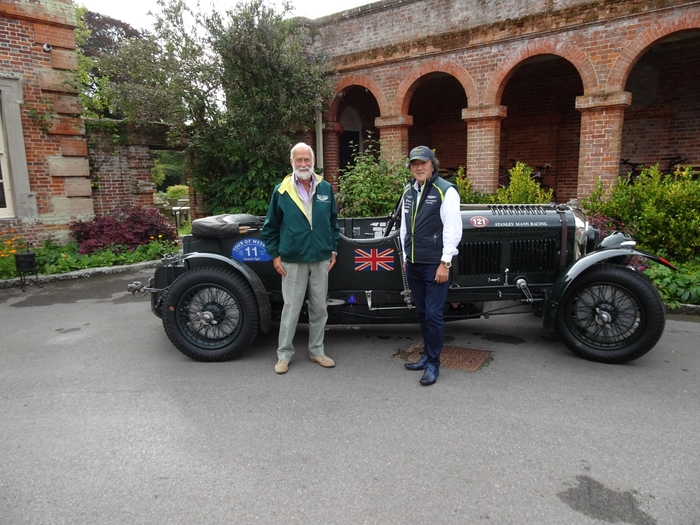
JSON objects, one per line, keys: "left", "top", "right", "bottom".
{"left": 408, "top": 146, "right": 435, "bottom": 162}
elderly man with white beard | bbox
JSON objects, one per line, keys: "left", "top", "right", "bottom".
{"left": 262, "top": 142, "right": 341, "bottom": 374}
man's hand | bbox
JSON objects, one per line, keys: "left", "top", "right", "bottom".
{"left": 328, "top": 252, "right": 337, "bottom": 271}
{"left": 435, "top": 263, "right": 449, "bottom": 283}
{"left": 273, "top": 256, "right": 286, "bottom": 277}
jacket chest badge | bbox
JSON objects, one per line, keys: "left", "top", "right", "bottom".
{"left": 316, "top": 195, "right": 329, "bottom": 202}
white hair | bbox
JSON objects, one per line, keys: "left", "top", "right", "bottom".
{"left": 290, "top": 142, "right": 315, "bottom": 161}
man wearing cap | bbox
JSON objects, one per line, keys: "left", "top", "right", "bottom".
{"left": 262, "top": 142, "right": 340, "bottom": 375}
{"left": 400, "top": 146, "right": 462, "bottom": 385}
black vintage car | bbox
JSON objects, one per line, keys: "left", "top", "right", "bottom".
{"left": 128, "top": 203, "right": 674, "bottom": 364}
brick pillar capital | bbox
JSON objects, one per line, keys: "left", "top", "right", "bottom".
{"left": 375, "top": 114, "right": 413, "bottom": 128}
{"left": 323, "top": 120, "right": 343, "bottom": 133}
{"left": 575, "top": 91, "right": 632, "bottom": 111}
{"left": 462, "top": 105, "right": 507, "bottom": 122}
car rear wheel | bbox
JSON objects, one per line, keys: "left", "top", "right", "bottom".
{"left": 554, "top": 264, "right": 666, "bottom": 364}
{"left": 162, "top": 267, "right": 259, "bottom": 361}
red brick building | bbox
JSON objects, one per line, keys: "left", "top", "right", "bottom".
{"left": 0, "top": 0, "right": 153, "bottom": 245}
{"left": 1, "top": 0, "right": 699, "bottom": 245}
{"left": 310, "top": 0, "right": 700, "bottom": 203}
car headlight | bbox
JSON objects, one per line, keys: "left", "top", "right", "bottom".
{"left": 572, "top": 208, "right": 589, "bottom": 259}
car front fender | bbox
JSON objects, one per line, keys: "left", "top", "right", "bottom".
{"left": 182, "top": 252, "right": 272, "bottom": 334}
{"left": 542, "top": 247, "right": 676, "bottom": 329}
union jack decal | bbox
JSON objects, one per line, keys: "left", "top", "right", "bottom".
{"left": 354, "top": 248, "right": 395, "bottom": 271}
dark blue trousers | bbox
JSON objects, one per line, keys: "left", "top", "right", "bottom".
{"left": 406, "top": 262, "right": 450, "bottom": 369}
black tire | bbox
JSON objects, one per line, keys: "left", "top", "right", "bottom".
{"left": 162, "top": 267, "right": 259, "bottom": 362}
{"left": 554, "top": 264, "right": 666, "bottom": 364}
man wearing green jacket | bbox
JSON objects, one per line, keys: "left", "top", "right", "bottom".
{"left": 262, "top": 142, "right": 340, "bottom": 374}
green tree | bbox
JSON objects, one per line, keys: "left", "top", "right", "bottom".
{"left": 75, "top": 5, "right": 116, "bottom": 118}
{"left": 188, "top": 0, "right": 334, "bottom": 215}
{"left": 79, "top": 0, "right": 332, "bottom": 214}
{"left": 151, "top": 150, "right": 187, "bottom": 190}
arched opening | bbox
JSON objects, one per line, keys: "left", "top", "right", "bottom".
{"left": 500, "top": 54, "right": 583, "bottom": 202}
{"left": 336, "top": 86, "right": 380, "bottom": 171}
{"left": 407, "top": 73, "right": 467, "bottom": 176}
{"left": 621, "top": 30, "right": 700, "bottom": 177}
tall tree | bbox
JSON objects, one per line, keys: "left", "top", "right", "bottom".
{"left": 75, "top": 4, "right": 144, "bottom": 118}
{"left": 76, "top": 0, "right": 334, "bottom": 214}
{"left": 189, "top": 0, "right": 334, "bottom": 214}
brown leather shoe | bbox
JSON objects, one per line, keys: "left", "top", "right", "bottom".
{"left": 274, "top": 359, "right": 289, "bottom": 374}
{"left": 309, "top": 355, "right": 335, "bottom": 368}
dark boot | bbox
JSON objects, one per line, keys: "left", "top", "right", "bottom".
{"left": 405, "top": 354, "right": 428, "bottom": 371}
{"left": 420, "top": 364, "right": 439, "bottom": 385}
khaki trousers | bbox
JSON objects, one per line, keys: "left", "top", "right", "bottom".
{"left": 277, "top": 259, "right": 330, "bottom": 361}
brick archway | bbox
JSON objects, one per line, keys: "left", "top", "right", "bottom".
{"left": 396, "top": 58, "right": 477, "bottom": 116}
{"left": 330, "top": 74, "right": 388, "bottom": 121}
{"left": 484, "top": 40, "right": 597, "bottom": 106}
{"left": 608, "top": 13, "right": 700, "bottom": 91}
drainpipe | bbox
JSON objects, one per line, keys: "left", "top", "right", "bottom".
{"left": 315, "top": 110, "right": 324, "bottom": 171}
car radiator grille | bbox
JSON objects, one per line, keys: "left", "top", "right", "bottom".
{"left": 509, "top": 239, "right": 558, "bottom": 273}
{"left": 457, "top": 241, "right": 502, "bottom": 275}
{"left": 457, "top": 239, "right": 558, "bottom": 276}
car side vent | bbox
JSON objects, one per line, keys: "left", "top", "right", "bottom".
{"left": 489, "top": 205, "right": 548, "bottom": 215}
{"left": 510, "top": 239, "right": 558, "bottom": 273}
{"left": 458, "top": 241, "right": 502, "bottom": 275}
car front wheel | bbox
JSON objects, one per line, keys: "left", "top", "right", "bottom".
{"left": 162, "top": 267, "right": 259, "bottom": 362}
{"left": 554, "top": 264, "right": 666, "bottom": 364}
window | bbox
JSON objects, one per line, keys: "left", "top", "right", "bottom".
{"left": 0, "top": 77, "right": 34, "bottom": 219}
{"left": 0, "top": 93, "right": 13, "bottom": 217}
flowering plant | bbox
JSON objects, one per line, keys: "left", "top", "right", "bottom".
{"left": 0, "top": 229, "right": 26, "bottom": 279}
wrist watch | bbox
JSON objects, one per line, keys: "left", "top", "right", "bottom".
{"left": 443, "top": 260, "right": 452, "bottom": 268}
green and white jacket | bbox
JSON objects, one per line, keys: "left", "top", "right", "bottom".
{"left": 262, "top": 174, "right": 340, "bottom": 264}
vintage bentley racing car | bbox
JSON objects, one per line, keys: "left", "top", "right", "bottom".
{"left": 128, "top": 203, "right": 674, "bottom": 364}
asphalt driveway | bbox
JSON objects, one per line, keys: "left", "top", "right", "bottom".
{"left": 1, "top": 269, "right": 698, "bottom": 525}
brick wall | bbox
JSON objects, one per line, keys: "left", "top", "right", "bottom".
{"left": 315, "top": 0, "right": 700, "bottom": 200}
{"left": 0, "top": 0, "right": 89, "bottom": 245}
{"left": 86, "top": 122, "right": 165, "bottom": 217}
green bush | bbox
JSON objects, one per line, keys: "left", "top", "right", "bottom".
{"left": 336, "top": 140, "right": 410, "bottom": 217}
{"left": 582, "top": 165, "right": 700, "bottom": 262}
{"left": 643, "top": 259, "right": 700, "bottom": 308}
{"left": 165, "top": 185, "right": 190, "bottom": 200}
{"left": 189, "top": 115, "right": 287, "bottom": 216}
{"left": 454, "top": 166, "right": 492, "bottom": 204}
{"left": 456, "top": 162, "right": 554, "bottom": 204}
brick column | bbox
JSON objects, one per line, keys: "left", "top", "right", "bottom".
{"left": 462, "top": 105, "right": 507, "bottom": 194}
{"left": 128, "top": 145, "right": 156, "bottom": 209}
{"left": 575, "top": 91, "right": 632, "bottom": 199}
{"left": 375, "top": 114, "right": 413, "bottom": 162}
{"left": 322, "top": 121, "right": 343, "bottom": 191}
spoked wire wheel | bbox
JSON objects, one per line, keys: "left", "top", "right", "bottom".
{"left": 554, "top": 264, "right": 666, "bottom": 363}
{"left": 162, "top": 267, "right": 259, "bottom": 361}
{"left": 177, "top": 283, "right": 243, "bottom": 348}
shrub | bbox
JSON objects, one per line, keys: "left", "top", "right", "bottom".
{"left": 189, "top": 114, "right": 288, "bottom": 216}
{"left": 492, "top": 162, "right": 554, "bottom": 204}
{"left": 643, "top": 260, "right": 700, "bottom": 308}
{"left": 456, "top": 162, "right": 553, "bottom": 204}
{"left": 70, "top": 207, "right": 178, "bottom": 254}
{"left": 165, "top": 185, "right": 190, "bottom": 200}
{"left": 336, "top": 140, "right": 410, "bottom": 217}
{"left": 582, "top": 165, "right": 700, "bottom": 261}
{"left": 455, "top": 166, "right": 494, "bottom": 204}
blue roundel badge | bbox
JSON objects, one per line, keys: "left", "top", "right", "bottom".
{"left": 231, "top": 238, "right": 271, "bottom": 262}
